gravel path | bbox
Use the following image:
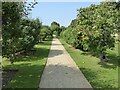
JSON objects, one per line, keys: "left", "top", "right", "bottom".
{"left": 39, "top": 38, "right": 92, "bottom": 88}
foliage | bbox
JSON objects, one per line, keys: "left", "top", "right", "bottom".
{"left": 115, "top": 1, "right": 120, "bottom": 56}
{"left": 50, "top": 21, "right": 61, "bottom": 37}
{"left": 2, "top": 2, "right": 24, "bottom": 62}
{"left": 40, "top": 25, "right": 52, "bottom": 41}
{"left": 78, "top": 2, "right": 117, "bottom": 52}
{"left": 60, "top": 26, "right": 66, "bottom": 31}
{"left": 61, "top": 2, "right": 118, "bottom": 62}
{"left": 60, "top": 26, "right": 76, "bottom": 46}
{"left": 18, "top": 18, "right": 42, "bottom": 51}
{"left": 2, "top": 2, "right": 38, "bottom": 63}
{"left": 60, "top": 26, "right": 66, "bottom": 37}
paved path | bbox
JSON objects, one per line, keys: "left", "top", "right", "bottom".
{"left": 39, "top": 38, "right": 92, "bottom": 88}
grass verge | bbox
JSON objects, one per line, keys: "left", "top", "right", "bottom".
{"left": 2, "top": 39, "right": 52, "bottom": 89}
{"left": 60, "top": 39, "right": 119, "bottom": 89}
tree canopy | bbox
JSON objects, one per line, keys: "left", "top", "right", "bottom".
{"left": 2, "top": 2, "right": 41, "bottom": 63}
{"left": 60, "top": 1, "right": 119, "bottom": 62}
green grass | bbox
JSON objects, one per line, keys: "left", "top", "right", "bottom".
{"left": 2, "top": 39, "right": 52, "bottom": 89}
{"left": 60, "top": 39, "right": 119, "bottom": 89}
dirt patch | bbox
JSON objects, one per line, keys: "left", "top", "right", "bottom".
{"left": 2, "top": 69, "right": 18, "bottom": 88}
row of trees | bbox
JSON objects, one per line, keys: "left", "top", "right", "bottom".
{"left": 61, "top": 1, "right": 119, "bottom": 62}
{"left": 40, "top": 21, "right": 65, "bottom": 41}
{"left": 2, "top": 2, "right": 65, "bottom": 63}
{"left": 2, "top": 2, "right": 42, "bottom": 63}
{"left": 51, "top": 21, "right": 65, "bottom": 37}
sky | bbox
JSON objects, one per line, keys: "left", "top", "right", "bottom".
{"left": 30, "top": 2, "right": 102, "bottom": 27}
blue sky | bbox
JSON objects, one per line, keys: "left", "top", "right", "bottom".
{"left": 30, "top": 2, "right": 101, "bottom": 27}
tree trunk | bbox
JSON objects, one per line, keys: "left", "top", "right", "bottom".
{"left": 100, "top": 51, "right": 107, "bottom": 63}
{"left": 10, "top": 54, "right": 14, "bottom": 64}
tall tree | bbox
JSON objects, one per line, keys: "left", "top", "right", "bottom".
{"left": 77, "top": 2, "right": 118, "bottom": 62}
{"left": 2, "top": 2, "right": 38, "bottom": 63}
{"left": 2, "top": 2, "right": 24, "bottom": 62}
{"left": 51, "top": 21, "right": 60, "bottom": 37}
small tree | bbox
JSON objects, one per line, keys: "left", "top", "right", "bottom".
{"left": 19, "top": 18, "right": 41, "bottom": 51}
{"left": 40, "top": 25, "right": 51, "bottom": 41}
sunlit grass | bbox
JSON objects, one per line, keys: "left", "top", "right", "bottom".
{"left": 60, "top": 39, "right": 119, "bottom": 89}
{"left": 2, "top": 39, "right": 52, "bottom": 89}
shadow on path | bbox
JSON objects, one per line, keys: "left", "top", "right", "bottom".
{"left": 40, "top": 64, "right": 92, "bottom": 88}
{"left": 48, "top": 50, "right": 64, "bottom": 58}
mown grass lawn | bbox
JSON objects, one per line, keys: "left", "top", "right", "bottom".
{"left": 2, "top": 39, "right": 52, "bottom": 89}
{"left": 60, "top": 39, "right": 119, "bottom": 89}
